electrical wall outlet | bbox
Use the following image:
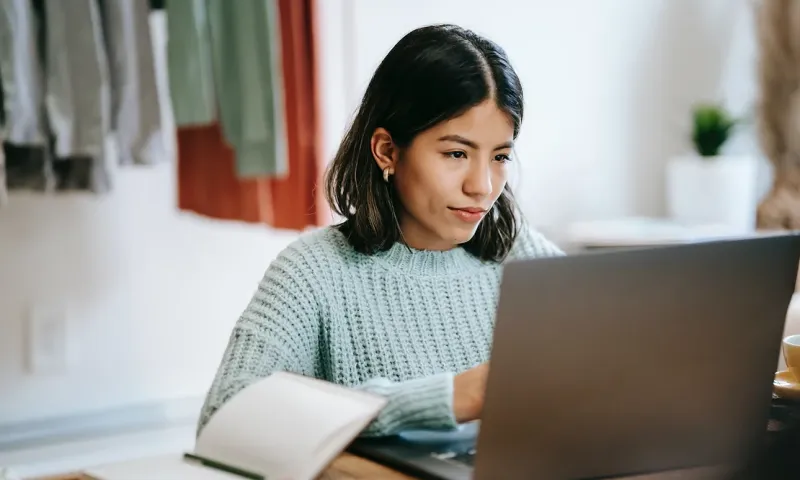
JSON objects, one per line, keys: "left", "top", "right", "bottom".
{"left": 24, "top": 304, "right": 69, "bottom": 375}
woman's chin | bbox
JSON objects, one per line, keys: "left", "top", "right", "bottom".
{"left": 447, "top": 225, "right": 481, "bottom": 246}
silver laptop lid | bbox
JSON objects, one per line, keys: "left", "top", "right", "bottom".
{"left": 475, "top": 234, "right": 800, "bottom": 479}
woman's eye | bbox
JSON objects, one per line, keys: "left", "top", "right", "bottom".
{"left": 494, "top": 153, "right": 511, "bottom": 162}
{"left": 446, "top": 151, "right": 466, "bottom": 159}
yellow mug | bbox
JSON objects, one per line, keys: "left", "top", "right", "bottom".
{"left": 784, "top": 335, "right": 800, "bottom": 381}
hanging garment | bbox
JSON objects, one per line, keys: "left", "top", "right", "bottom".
{"left": 43, "top": 0, "right": 109, "bottom": 160}
{"left": 0, "top": 68, "right": 5, "bottom": 205}
{"left": 0, "top": 65, "right": 4, "bottom": 127}
{"left": 42, "top": 0, "right": 112, "bottom": 193}
{"left": 175, "top": 0, "right": 323, "bottom": 231}
{"left": 273, "top": 0, "right": 324, "bottom": 228}
{"left": 165, "top": 0, "right": 216, "bottom": 127}
{"left": 0, "top": 0, "right": 53, "bottom": 192}
{"left": 2, "top": 143, "right": 51, "bottom": 191}
{"left": 0, "top": 137, "right": 6, "bottom": 206}
{"left": 2, "top": 140, "right": 112, "bottom": 193}
{"left": 0, "top": 0, "right": 47, "bottom": 146}
{"left": 206, "top": 0, "right": 287, "bottom": 178}
{"left": 177, "top": 123, "right": 278, "bottom": 224}
{"left": 0, "top": 0, "right": 165, "bottom": 194}
{"left": 99, "top": 0, "right": 165, "bottom": 166}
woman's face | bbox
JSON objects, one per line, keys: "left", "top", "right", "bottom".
{"left": 372, "top": 100, "right": 515, "bottom": 251}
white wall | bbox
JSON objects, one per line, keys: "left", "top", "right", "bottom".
{"left": 0, "top": 0, "right": 761, "bottom": 425}
{"left": 0, "top": 13, "right": 300, "bottom": 425}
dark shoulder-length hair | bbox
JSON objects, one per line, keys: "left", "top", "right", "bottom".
{"left": 324, "top": 24, "right": 524, "bottom": 262}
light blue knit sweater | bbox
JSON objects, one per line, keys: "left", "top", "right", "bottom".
{"left": 198, "top": 225, "right": 563, "bottom": 437}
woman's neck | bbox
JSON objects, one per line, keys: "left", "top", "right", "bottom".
{"left": 397, "top": 218, "right": 460, "bottom": 252}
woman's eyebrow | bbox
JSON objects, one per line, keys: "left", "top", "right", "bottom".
{"left": 437, "top": 135, "right": 513, "bottom": 150}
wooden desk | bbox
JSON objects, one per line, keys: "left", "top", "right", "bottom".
{"left": 31, "top": 452, "right": 415, "bottom": 480}
{"left": 30, "top": 452, "right": 730, "bottom": 480}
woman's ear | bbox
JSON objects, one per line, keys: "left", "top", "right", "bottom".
{"left": 370, "top": 127, "right": 397, "bottom": 172}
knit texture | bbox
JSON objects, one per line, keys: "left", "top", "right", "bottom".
{"left": 198, "top": 224, "right": 564, "bottom": 437}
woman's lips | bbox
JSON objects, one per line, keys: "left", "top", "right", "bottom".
{"left": 449, "top": 207, "right": 487, "bottom": 223}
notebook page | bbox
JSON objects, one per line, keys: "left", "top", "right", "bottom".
{"left": 85, "top": 454, "right": 241, "bottom": 480}
{"left": 195, "top": 372, "right": 386, "bottom": 479}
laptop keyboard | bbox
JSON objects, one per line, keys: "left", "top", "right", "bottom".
{"left": 431, "top": 447, "right": 477, "bottom": 466}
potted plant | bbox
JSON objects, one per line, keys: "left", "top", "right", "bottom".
{"left": 665, "top": 103, "right": 759, "bottom": 232}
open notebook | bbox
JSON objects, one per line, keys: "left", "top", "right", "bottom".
{"left": 85, "top": 372, "right": 388, "bottom": 480}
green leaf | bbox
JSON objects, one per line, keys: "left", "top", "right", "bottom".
{"left": 691, "top": 103, "right": 737, "bottom": 157}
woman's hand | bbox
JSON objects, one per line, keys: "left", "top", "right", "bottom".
{"left": 453, "top": 362, "right": 489, "bottom": 423}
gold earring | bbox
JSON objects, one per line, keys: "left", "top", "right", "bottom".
{"left": 383, "top": 167, "right": 394, "bottom": 183}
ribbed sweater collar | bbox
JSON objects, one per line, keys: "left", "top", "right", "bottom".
{"left": 372, "top": 241, "right": 486, "bottom": 276}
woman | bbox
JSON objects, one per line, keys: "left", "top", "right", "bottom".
{"left": 197, "top": 24, "right": 563, "bottom": 438}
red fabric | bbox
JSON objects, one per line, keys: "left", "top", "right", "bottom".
{"left": 273, "top": 0, "right": 323, "bottom": 229}
{"left": 176, "top": 0, "right": 326, "bottom": 230}
{"left": 177, "top": 123, "right": 275, "bottom": 224}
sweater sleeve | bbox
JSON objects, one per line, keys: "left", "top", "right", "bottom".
{"left": 196, "top": 248, "right": 324, "bottom": 435}
{"left": 197, "top": 243, "right": 459, "bottom": 438}
{"left": 353, "top": 373, "right": 459, "bottom": 436}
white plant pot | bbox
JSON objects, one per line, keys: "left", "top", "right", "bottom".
{"left": 665, "top": 154, "right": 759, "bottom": 232}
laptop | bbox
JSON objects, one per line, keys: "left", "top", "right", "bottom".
{"left": 348, "top": 234, "right": 800, "bottom": 479}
